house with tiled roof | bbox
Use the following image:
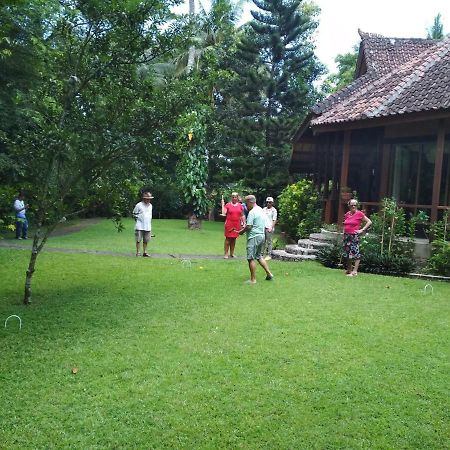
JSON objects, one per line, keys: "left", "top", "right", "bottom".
{"left": 290, "top": 31, "right": 450, "bottom": 225}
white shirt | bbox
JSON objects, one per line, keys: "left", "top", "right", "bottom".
{"left": 262, "top": 206, "right": 277, "bottom": 232}
{"left": 133, "top": 201, "right": 153, "bottom": 231}
{"left": 14, "top": 199, "right": 26, "bottom": 218}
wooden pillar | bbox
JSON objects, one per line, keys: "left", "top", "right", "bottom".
{"left": 414, "top": 147, "right": 423, "bottom": 214}
{"left": 431, "top": 120, "right": 445, "bottom": 223}
{"left": 338, "top": 130, "right": 352, "bottom": 226}
{"left": 379, "top": 143, "right": 391, "bottom": 199}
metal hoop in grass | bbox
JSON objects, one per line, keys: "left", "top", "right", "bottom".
{"left": 181, "top": 259, "right": 192, "bottom": 268}
{"left": 422, "top": 284, "right": 434, "bottom": 295}
{"left": 4, "top": 315, "right": 22, "bottom": 330}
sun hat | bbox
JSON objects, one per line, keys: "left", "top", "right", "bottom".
{"left": 142, "top": 192, "right": 154, "bottom": 199}
{"left": 266, "top": 197, "right": 274, "bottom": 202}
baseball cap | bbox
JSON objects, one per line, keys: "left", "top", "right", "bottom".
{"left": 266, "top": 197, "right": 274, "bottom": 202}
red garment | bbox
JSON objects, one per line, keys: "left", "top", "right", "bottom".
{"left": 343, "top": 210, "right": 365, "bottom": 234}
{"left": 224, "top": 202, "right": 244, "bottom": 238}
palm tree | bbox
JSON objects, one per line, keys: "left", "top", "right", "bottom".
{"left": 181, "top": 0, "right": 244, "bottom": 75}
{"left": 187, "top": 0, "right": 196, "bottom": 74}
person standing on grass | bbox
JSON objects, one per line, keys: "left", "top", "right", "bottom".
{"left": 133, "top": 192, "right": 154, "bottom": 257}
{"left": 262, "top": 196, "right": 277, "bottom": 260}
{"left": 13, "top": 190, "right": 28, "bottom": 240}
{"left": 343, "top": 199, "right": 372, "bottom": 276}
{"left": 238, "top": 195, "right": 273, "bottom": 284}
{"left": 221, "top": 192, "right": 245, "bottom": 258}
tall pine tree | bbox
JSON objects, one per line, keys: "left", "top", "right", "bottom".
{"left": 223, "top": 0, "right": 322, "bottom": 197}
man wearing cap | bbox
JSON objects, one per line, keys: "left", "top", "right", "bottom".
{"left": 133, "top": 192, "right": 154, "bottom": 257}
{"left": 262, "top": 196, "right": 277, "bottom": 260}
{"left": 237, "top": 195, "right": 273, "bottom": 284}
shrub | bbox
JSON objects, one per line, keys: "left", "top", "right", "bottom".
{"left": 317, "top": 242, "right": 342, "bottom": 268}
{"left": 367, "top": 198, "right": 414, "bottom": 258}
{"left": 361, "top": 251, "right": 415, "bottom": 275}
{"left": 317, "top": 239, "right": 415, "bottom": 275}
{"left": 426, "top": 211, "right": 449, "bottom": 276}
{"left": 278, "top": 179, "right": 322, "bottom": 240}
{"left": 427, "top": 240, "right": 450, "bottom": 276}
{"left": 0, "top": 185, "right": 20, "bottom": 235}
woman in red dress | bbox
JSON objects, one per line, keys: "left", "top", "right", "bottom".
{"left": 221, "top": 192, "right": 245, "bottom": 258}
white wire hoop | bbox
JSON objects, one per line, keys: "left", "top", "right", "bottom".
{"left": 4, "top": 315, "right": 22, "bottom": 330}
{"left": 423, "top": 284, "right": 434, "bottom": 295}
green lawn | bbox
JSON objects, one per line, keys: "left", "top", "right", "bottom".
{"left": 0, "top": 221, "right": 449, "bottom": 449}
{"left": 4, "top": 218, "right": 250, "bottom": 256}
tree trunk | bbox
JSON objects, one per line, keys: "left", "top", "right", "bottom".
{"left": 186, "top": 0, "right": 195, "bottom": 74}
{"left": 187, "top": 212, "right": 202, "bottom": 230}
{"left": 24, "top": 239, "right": 40, "bottom": 305}
{"left": 23, "top": 220, "right": 57, "bottom": 304}
{"left": 208, "top": 205, "right": 215, "bottom": 221}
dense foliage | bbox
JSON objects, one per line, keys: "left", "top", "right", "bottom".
{"left": 426, "top": 211, "right": 450, "bottom": 276}
{"left": 321, "top": 45, "right": 358, "bottom": 94}
{"left": 215, "top": 0, "right": 323, "bottom": 198}
{"left": 176, "top": 109, "right": 210, "bottom": 227}
{"left": 278, "top": 179, "right": 322, "bottom": 239}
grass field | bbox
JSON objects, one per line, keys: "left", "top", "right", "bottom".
{"left": 2, "top": 218, "right": 250, "bottom": 256}
{"left": 1, "top": 220, "right": 449, "bottom": 449}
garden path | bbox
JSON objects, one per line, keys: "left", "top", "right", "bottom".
{"left": 0, "top": 241, "right": 240, "bottom": 260}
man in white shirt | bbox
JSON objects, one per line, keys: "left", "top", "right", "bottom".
{"left": 132, "top": 192, "right": 153, "bottom": 257}
{"left": 14, "top": 190, "right": 28, "bottom": 240}
{"left": 262, "top": 196, "right": 277, "bottom": 260}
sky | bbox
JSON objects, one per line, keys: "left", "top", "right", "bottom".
{"left": 309, "top": 0, "right": 450, "bottom": 73}
{"left": 174, "top": 0, "right": 449, "bottom": 73}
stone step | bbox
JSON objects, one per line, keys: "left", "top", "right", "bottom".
{"left": 285, "top": 244, "right": 319, "bottom": 255}
{"left": 271, "top": 250, "right": 317, "bottom": 262}
{"left": 297, "top": 239, "right": 332, "bottom": 249}
{"left": 309, "top": 232, "right": 341, "bottom": 243}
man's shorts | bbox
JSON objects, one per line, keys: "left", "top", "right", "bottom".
{"left": 135, "top": 230, "right": 151, "bottom": 243}
{"left": 247, "top": 234, "right": 265, "bottom": 260}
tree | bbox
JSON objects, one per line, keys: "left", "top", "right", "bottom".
{"left": 176, "top": 109, "right": 210, "bottom": 229}
{"left": 321, "top": 45, "right": 358, "bottom": 94}
{"left": 1, "top": 0, "right": 184, "bottom": 304}
{"left": 187, "top": 0, "right": 196, "bottom": 74}
{"left": 427, "top": 13, "right": 444, "bottom": 39}
{"left": 141, "top": 0, "right": 244, "bottom": 221}
{"left": 218, "top": 0, "right": 323, "bottom": 198}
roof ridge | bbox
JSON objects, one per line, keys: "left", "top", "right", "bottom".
{"left": 367, "top": 38, "right": 450, "bottom": 117}
{"left": 358, "top": 29, "right": 437, "bottom": 43}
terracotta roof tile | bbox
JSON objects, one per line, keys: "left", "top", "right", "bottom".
{"left": 311, "top": 32, "right": 450, "bottom": 126}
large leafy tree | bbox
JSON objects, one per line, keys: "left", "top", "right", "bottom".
{"left": 321, "top": 45, "right": 358, "bottom": 94}
{"left": 219, "top": 0, "right": 323, "bottom": 198}
{"left": 0, "top": 0, "right": 184, "bottom": 304}
{"left": 143, "top": 0, "right": 243, "bottom": 220}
